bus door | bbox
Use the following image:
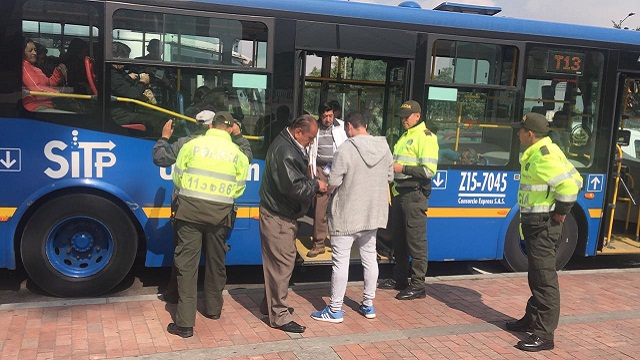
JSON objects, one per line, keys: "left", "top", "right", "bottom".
{"left": 293, "top": 34, "right": 414, "bottom": 264}
{"left": 602, "top": 75, "right": 640, "bottom": 254}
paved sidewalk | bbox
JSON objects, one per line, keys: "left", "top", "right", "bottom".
{"left": 1, "top": 268, "right": 639, "bottom": 359}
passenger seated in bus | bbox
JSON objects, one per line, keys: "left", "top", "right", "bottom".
{"left": 110, "top": 41, "right": 160, "bottom": 134}
{"left": 136, "top": 39, "right": 162, "bottom": 61}
{"left": 33, "top": 42, "right": 57, "bottom": 77}
{"left": 439, "top": 147, "right": 483, "bottom": 165}
{"left": 184, "top": 85, "right": 211, "bottom": 117}
{"left": 21, "top": 38, "right": 68, "bottom": 112}
{"left": 134, "top": 39, "right": 174, "bottom": 107}
{"left": 60, "top": 38, "right": 92, "bottom": 95}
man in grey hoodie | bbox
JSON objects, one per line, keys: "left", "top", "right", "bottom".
{"left": 310, "top": 112, "right": 394, "bottom": 323}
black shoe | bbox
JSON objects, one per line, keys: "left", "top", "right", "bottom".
{"left": 516, "top": 334, "right": 554, "bottom": 352}
{"left": 277, "top": 321, "right": 306, "bottom": 333}
{"left": 395, "top": 285, "right": 426, "bottom": 300}
{"left": 260, "top": 307, "right": 294, "bottom": 316}
{"left": 506, "top": 318, "right": 533, "bottom": 332}
{"left": 157, "top": 293, "right": 178, "bottom": 304}
{"left": 167, "top": 323, "right": 193, "bottom": 338}
{"left": 378, "top": 278, "right": 408, "bottom": 290}
{"left": 204, "top": 313, "right": 220, "bottom": 320}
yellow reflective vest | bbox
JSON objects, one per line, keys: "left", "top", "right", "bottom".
{"left": 518, "top": 137, "right": 582, "bottom": 214}
{"left": 392, "top": 121, "right": 439, "bottom": 184}
{"left": 174, "top": 128, "right": 249, "bottom": 205}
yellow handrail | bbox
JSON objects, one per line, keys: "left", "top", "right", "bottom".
{"left": 26, "top": 90, "right": 95, "bottom": 100}
{"left": 24, "top": 90, "right": 261, "bottom": 141}
{"left": 605, "top": 144, "right": 624, "bottom": 247}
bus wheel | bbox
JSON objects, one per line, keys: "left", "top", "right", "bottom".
{"left": 502, "top": 213, "right": 578, "bottom": 272}
{"left": 20, "top": 194, "right": 137, "bottom": 297}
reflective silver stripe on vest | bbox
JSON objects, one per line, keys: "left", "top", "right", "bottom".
{"left": 393, "top": 154, "right": 437, "bottom": 165}
{"left": 394, "top": 154, "right": 417, "bottom": 163}
{"left": 520, "top": 204, "right": 554, "bottom": 213}
{"left": 174, "top": 167, "right": 184, "bottom": 177}
{"left": 519, "top": 184, "right": 549, "bottom": 192}
{"left": 185, "top": 167, "right": 236, "bottom": 182}
{"left": 179, "top": 188, "right": 234, "bottom": 204}
{"left": 548, "top": 172, "right": 572, "bottom": 187}
{"left": 556, "top": 193, "right": 578, "bottom": 202}
{"left": 420, "top": 157, "right": 438, "bottom": 165}
{"left": 237, "top": 180, "right": 246, "bottom": 188}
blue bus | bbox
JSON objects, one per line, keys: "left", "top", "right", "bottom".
{"left": 2, "top": 0, "right": 640, "bottom": 297}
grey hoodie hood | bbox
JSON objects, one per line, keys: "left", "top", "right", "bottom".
{"left": 347, "top": 135, "right": 390, "bottom": 167}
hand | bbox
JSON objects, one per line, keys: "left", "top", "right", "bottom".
{"left": 55, "top": 63, "right": 68, "bottom": 80}
{"left": 317, "top": 179, "right": 328, "bottom": 193}
{"left": 393, "top": 162, "right": 404, "bottom": 173}
{"left": 128, "top": 72, "right": 139, "bottom": 80}
{"left": 162, "top": 119, "right": 174, "bottom": 139}
{"left": 143, "top": 88, "right": 157, "bottom": 105}
{"left": 552, "top": 213, "right": 566, "bottom": 223}
{"left": 139, "top": 73, "right": 150, "bottom": 84}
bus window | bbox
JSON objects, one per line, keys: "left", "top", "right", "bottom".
{"left": 21, "top": 0, "right": 100, "bottom": 119}
{"left": 431, "top": 40, "right": 517, "bottom": 86}
{"left": 302, "top": 53, "right": 394, "bottom": 138}
{"left": 427, "top": 39, "right": 518, "bottom": 166}
{"left": 112, "top": 9, "right": 268, "bottom": 68}
{"left": 523, "top": 48, "right": 605, "bottom": 167}
{"left": 108, "top": 8, "right": 269, "bottom": 137}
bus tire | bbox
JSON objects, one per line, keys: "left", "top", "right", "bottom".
{"left": 20, "top": 194, "right": 137, "bottom": 297}
{"left": 502, "top": 212, "right": 578, "bottom": 272}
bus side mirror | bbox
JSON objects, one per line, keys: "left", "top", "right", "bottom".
{"left": 618, "top": 129, "right": 631, "bottom": 146}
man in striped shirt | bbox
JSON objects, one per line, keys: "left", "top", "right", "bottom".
{"left": 307, "top": 101, "right": 348, "bottom": 257}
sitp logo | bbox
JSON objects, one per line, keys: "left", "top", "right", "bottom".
{"left": 44, "top": 130, "right": 117, "bottom": 179}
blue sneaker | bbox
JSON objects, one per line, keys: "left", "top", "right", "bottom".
{"left": 310, "top": 306, "right": 344, "bottom": 323}
{"left": 358, "top": 304, "right": 376, "bottom": 319}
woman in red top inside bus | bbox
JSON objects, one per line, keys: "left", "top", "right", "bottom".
{"left": 22, "top": 38, "right": 67, "bottom": 112}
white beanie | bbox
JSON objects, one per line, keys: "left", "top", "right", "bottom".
{"left": 195, "top": 110, "right": 215, "bottom": 124}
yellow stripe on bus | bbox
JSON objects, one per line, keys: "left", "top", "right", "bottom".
{"left": 588, "top": 209, "right": 602, "bottom": 218}
{"left": 0, "top": 207, "right": 17, "bottom": 222}
{"left": 142, "top": 207, "right": 261, "bottom": 219}
{"left": 428, "top": 208, "right": 511, "bottom": 218}
{"left": 142, "top": 207, "right": 511, "bottom": 219}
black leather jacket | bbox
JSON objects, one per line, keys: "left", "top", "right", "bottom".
{"left": 259, "top": 129, "right": 319, "bottom": 220}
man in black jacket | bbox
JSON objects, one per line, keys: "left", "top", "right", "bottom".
{"left": 110, "top": 41, "right": 159, "bottom": 134}
{"left": 259, "top": 114, "right": 327, "bottom": 333}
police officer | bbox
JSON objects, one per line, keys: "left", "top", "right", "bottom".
{"left": 507, "top": 112, "right": 582, "bottom": 352}
{"left": 378, "top": 100, "right": 438, "bottom": 300}
{"left": 152, "top": 111, "right": 251, "bottom": 305}
{"left": 166, "top": 112, "right": 250, "bottom": 338}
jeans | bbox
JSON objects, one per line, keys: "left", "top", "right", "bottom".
{"left": 329, "top": 229, "right": 379, "bottom": 311}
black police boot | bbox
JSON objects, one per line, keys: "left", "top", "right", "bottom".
{"left": 395, "top": 285, "right": 426, "bottom": 300}
{"left": 516, "top": 334, "right": 554, "bottom": 352}
{"left": 167, "top": 323, "right": 193, "bottom": 338}
{"left": 378, "top": 278, "right": 408, "bottom": 290}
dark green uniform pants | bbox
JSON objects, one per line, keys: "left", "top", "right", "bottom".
{"left": 391, "top": 189, "right": 429, "bottom": 288}
{"left": 521, "top": 213, "right": 563, "bottom": 340}
{"left": 174, "top": 220, "right": 229, "bottom": 327}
